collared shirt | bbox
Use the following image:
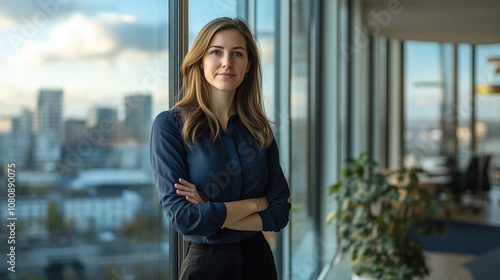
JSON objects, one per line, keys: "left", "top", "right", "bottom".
{"left": 150, "top": 109, "right": 291, "bottom": 244}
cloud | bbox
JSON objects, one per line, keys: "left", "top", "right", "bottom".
{"left": 15, "top": 13, "right": 116, "bottom": 65}
{"left": 109, "top": 18, "right": 168, "bottom": 54}
{"left": 10, "top": 13, "right": 168, "bottom": 66}
{"left": 0, "top": 0, "right": 77, "bottom": 29}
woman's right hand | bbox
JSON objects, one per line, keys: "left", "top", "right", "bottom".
{"left": 175, "top": 178, "right": 205, "bottom": 205}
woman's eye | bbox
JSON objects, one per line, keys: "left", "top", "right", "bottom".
{"left": 210, "top": 50, "right": 221, "bottom": 55}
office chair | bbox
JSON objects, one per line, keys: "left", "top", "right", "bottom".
{"left": 460, "top": 154, "right": 492, "bottom": 213}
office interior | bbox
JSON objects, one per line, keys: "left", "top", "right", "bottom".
{"left": 1, "top": 0, "right": 500, "bottom": 279}
{"left": 169, "top": 1, "right": 500, "bottom": 278}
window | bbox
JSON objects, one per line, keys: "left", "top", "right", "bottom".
{"left": 0, "top": 1, "right": 168, "bottom": 279}
{"left": 404, "top": 42, "right": 446, "bottom": 165}
{"left": 475, "top": 44, "right": 500, "bottom": 155}
{"left": 289, "top": 0, "right": 318, "bottom": 278}
{"left": 475, "top": 44, "right": 500, "bottom": 184}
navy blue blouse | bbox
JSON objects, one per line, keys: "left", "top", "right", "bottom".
{"left": 150, "top": 109, "right": 291, "bottom": 244}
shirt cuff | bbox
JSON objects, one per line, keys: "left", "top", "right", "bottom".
{"left": 257, "top": 209, "right": 277, "bottom": 232}
{"left": 207, "top": 202, "right": 227, "bottom": 232}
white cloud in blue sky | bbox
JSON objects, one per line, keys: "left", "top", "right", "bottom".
{"left": 0, "top": 0, "right": 168, "bottom": 119}
{"left": 6, "top": 13, "right": 167, "bottom": 66}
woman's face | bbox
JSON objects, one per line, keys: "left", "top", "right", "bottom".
{"left": 202, "top": 29, "right": 250, "bottom": 95}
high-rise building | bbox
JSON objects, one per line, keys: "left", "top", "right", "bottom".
{"left": 87, "top": 106, "right": 118, "bottom": 143}
{"left": 34, "top": 89, "right": 63, "bottom": 168}
{"left": 12, "top": 108, "right": 34, "bottom": 135}
{"left": 12, "top": 109, "right": 34, "bottom": 168}
{"left": 64, "top": 119, "right": 86, "bottom": 146}
{"left": 0, "top": 115, "right": 32, "bottom": 168}
{"left": 123, "top": 93, "right": 152, "bottom": 143}
{"left": 36, "top": 89, "right": 63, "bottom": 138}
{"left": 87, "top": 107, "right": 118, "bottom": 128}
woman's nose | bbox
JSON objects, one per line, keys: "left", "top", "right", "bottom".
{"left": 221, "top": 54, "right": 232, "bottom": 68}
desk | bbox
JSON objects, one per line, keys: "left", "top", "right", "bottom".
{"left": 419, "top": 175, "right": 453, "bottom": 193}
{"left": 419, "top": 175, "right": 453, "bottom": 187}
{"left": 423, "top": 166, "right": 451, "bottom": 177}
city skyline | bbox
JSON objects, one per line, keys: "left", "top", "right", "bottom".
{"left": 0, "top": 0, "right": 169, "bottom": 120}
{"left": 2, "top": 1, "right": 499, "bottom": 123}
{"left": 1, "top": 88, "right": 155, "bottom": 123}
{"left": 0, "top": 88, "right": 153, "bottom": 170}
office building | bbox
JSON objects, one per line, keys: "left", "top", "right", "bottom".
{"left": 14, "top": 108, "right": 34, "bottom": 135}
{"left": 36, "top": 89, "right": 63, "bottom": 138}
{"left": 64, "top": 119, "right": 86, "bottom": 146}
{"left": 123, "top": 93, "right": 152, "bottom": 143}
{"left": 33, "top": 89, "right": 63, "bottom": 167}
{"left": 87, "top": 106, "right": 118, "bottom": 142}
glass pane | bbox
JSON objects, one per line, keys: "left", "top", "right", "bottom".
{"left": 257, "top": 0, "right": 277, "bottom": 124}
{"left": 290, "top": 0, "right": 317, "bottom": 278}
{"left": 475, "top": 44, "right": 500, "bottom": 152}
{"left": 0, "top": 1, "right": 169, "bottom": 279}
{"left": 256, "top": 0, "right": 279, "bottom": 252}
{"left": 457, "top": 44, "right": 473, "bottom": 169}
{"left": 475, "top": 44, "right": 500, "bottom": 184}
{"left": 188, "top": 0, "right": 239, "bottom": 45}
{"left": 440, "top": 43, "right": 457, "bottom": 161}
{"left": 404, "top": 41, "right": 446, "bottom": 169}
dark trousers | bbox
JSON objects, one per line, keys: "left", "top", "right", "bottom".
{"left": 179, "top": 232, "right": 278, "bottom": 280}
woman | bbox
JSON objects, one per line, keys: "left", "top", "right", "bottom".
{"left": 150, "top": 17, "right": 290, "bottom": 280}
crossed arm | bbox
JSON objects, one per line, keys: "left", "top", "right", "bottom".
{"left": 175, "top": 178, "right": 267, "bottom": 231}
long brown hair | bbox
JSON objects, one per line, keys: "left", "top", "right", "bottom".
{"left": 174, "top": 17, "right": 273, "bottom": 148}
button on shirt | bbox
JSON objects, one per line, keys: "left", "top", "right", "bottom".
{"left": 150, "top": 109, "right": 291, "bottom": 244}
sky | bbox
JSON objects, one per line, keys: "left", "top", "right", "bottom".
{"left": 405, "top": 41, "right": 500, "bottom": 121}
{"left": 0, "top": 0, "right": 498, "bottom": 123}
{"left": 0, "top": 0, "right": 277, "bottom": 122}
{"left": 0, "top": 0, "right": 169, "bottom": 120}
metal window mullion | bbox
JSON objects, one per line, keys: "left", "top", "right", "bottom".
{"left": 383, "top": 38, "right": 390, "bottom": 168}
{"left": 471, "top": 45, "right": 477, "bottom": 154}
{"left": 247, "top": 0, "right": 257, "bottom": 32}
{"left": 399, "top": 40, "right": 405, "bottom": 166}
{"left": 368, "top": 35, "right": 375, "bottom": 162}
{"left": 337, "top": 0, "right": 351, "bottom": 166}
{"left": 168, "top": 1, "right": 188, "bottom": 279}
{"left": 309, "top": 0, "right": 322, "bottom": 276}
{"left": 168, "top": 1, "right": 188, "bottom": 106}
{"left": 452, "top": 44, "right": 459, "bottom": 165}
{"left": 346, "top": 0, "right": 353, "bottom": 159}
{"left": 237, "top": 0, "right": 248, "bottom": 20}
{"left": 276, "top": 0, "right": 291, "bottom": 279}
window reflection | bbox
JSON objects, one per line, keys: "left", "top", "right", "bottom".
{"left": 0, "top": 1, "right": 168, "bottom": 279}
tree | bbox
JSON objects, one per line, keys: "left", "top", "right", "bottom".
{"left": 46, "top": 201, "right": 65, "bottom": 234}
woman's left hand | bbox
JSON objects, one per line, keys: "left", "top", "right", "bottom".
{"left": 175, "top": 178, "right": 205, "bottom": 205}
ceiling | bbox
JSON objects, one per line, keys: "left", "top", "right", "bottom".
{"left": 363, "top": 0, "right": 500, "bottom": 44}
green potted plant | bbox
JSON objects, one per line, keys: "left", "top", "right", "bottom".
{"left": 327, "top": 153, "right": 451, "bottom": 280}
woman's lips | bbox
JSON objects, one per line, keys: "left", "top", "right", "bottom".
{"left": 218, "top": 73, "right": 235, "bottom": 78}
